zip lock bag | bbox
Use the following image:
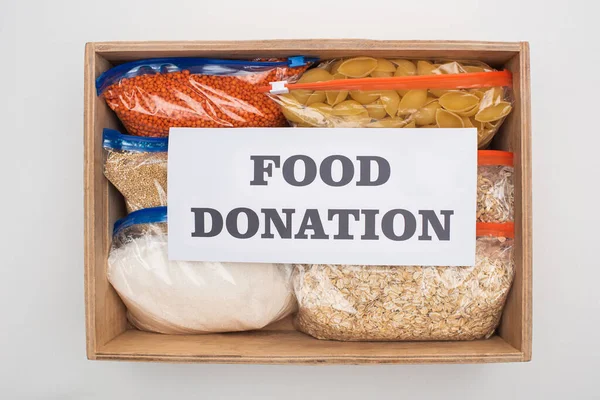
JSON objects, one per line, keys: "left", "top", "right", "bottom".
{"left": 262, "top": 58, "right": 513, "bottom": 148}
{"left": 293, "top": 222, "right": 515, "bottom": 341}
{"left": 102, "top": 128, "right": 168, "bottom": 212}
{"left": 108, "top": 207, "right": 296, "bottom": 334}
{"left": 477, "top": 150, "right": 514, "bottom": 223}
{"left": 96, "top": 57, "right": 318, "bottom": 137}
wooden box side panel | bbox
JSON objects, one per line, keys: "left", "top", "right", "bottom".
{"left": 84, "top": 44, "right": 128, "bottom": 359}
{"left": 495, "top": 42, "right": 533, "bottom": 361}
{"left": 98, "top": 330, "right": 522, "bottom": 364}
{"left": 93, "top": 40, "right": 522, "bottom": 64}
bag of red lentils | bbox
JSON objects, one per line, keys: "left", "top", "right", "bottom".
{"left": 96, "top": 57, "right": 318, "bottom": 137}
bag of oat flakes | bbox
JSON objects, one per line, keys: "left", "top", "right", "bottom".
{"left": 477, "top": 150, "right": 514, "bottom": 223}
{"left": 293, "top": 222, "right": 515, "bottom": 341}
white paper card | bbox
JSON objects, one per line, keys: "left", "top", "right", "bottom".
{"left": 168, "top": 128, "right": 477, "bottom": 266}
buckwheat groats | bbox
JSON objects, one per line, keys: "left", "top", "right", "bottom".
{"left": 96, "top": 57, "right": 315, "bottom": 137}
{"left": 102, "top": 129, "right": 168, "bottom": 212}
{"left": 293, "top": 223, "right": 515, "bottom": 341}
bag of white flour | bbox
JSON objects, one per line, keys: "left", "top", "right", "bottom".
{"left": 107, "top": 206, "right": 296, "bottom": 334}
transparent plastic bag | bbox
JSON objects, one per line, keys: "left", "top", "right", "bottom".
{"left": 103, "top": 128, "right": 168, "bottom": 212}
{"left": 107, "top": 207, "right": 296, "bottom": 334}
{"left": 96, "top": 56, "right": 317, "bottom": 137}
{"left": 293, "top": 222, "right": 515, "bottom": 341}
{"left": 477, "top": 150, "right": 514, "bottom": 223}
{"left": 262, "top": 58, "right": 513, "bottom": 148}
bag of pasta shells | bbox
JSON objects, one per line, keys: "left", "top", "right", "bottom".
{"left": 262, "top": 58, "right": 513, "bottom": 148}
{"left": 293, "top": 222, "right": 515, "bottom": 341}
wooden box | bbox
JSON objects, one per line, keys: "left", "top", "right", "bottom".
{"left": 84, "top": 40, "right": 532, "bottom": 364}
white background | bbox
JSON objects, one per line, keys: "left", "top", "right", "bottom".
{"left": 1, "top": 0, "right": 598, "bottom": 398}
{"left": 168, "top": 128, "right": 476, "bottom": 265}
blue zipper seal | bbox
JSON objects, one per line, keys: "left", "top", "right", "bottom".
{"left": 103, "top": 128, "right": 168, "bottom": 152}
{"left": 113, "top": 206, "right": 168, "bottom": 236}
{"left": 96, "top": 56, "right": 318, "bottom": 95}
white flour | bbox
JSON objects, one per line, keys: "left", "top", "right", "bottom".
{"left": 108, "top": 234, "right": 296, "bottom": 334}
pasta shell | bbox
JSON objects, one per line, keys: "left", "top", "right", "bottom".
{"left": 370, "top": 71, "right": 393, "bottom": 78}
{"left": 365, "top": 100, "right": 387, "bottom": 120}
{"left": 392, "top": 60, "right": 417, "bottom": 76}
{"left": 439, "top": 92, "right": 480, "bottom": 113}
{"left": 397, "top": 89, "right": 410, "bottom": 97}
{"left": 350, "top": 90, "right": 381, "bottom": 105}
{"left": 436, "top": 109, "right": 464, "bottom": 128}
{"left": 379, "top": 90, "right": 400, "bottom": 117}
{"left": 398, "top": 90, "right": 428, "bottom": 114}
{"left": 475, "top": 102, "right": 512, "bottom": 122}
{"left": 414, "top": 101, "right": 441, "bottom": 126}
{"left": 298, "top": 68, "right": 334, "bottom": 84}
{"left": 366, "top": 117, "right": 408, "bottom": 128}
{"left": 326, "top": 90, "right": 349, "bottom": 106}
{"left": 329, "top": 60, "right": 344, "bottom": 74}
{"left": 337, "top": 57, "right": 378, "bottom": 78}
{"left": 402, "top": 120, "right": 416, "bottom": 128}
{"left": 305, "top": 91, "right": 327, "bottom": 106}
{"left": 417, "top": 61, "right": 436, "bottom": 75}
{"left": 333, "top": 100, "right": 369, "bottom": 116}
{"left": 455, "top": 105, "right": 479, "bottom": 117}
{"left": 374, "top": 58, "right": 397, "bottom": 73}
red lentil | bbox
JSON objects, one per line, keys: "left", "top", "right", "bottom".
{"left": 102, "top": 63, "right": 309, "bottom": 137}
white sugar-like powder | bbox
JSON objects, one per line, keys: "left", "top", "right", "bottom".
{"left": 108, "top": 235, "right": 296, "bottom": 334}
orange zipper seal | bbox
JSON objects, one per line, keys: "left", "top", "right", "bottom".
{"left": 478, "top": 150, "right": 514, "bottom": 167}
{"left": 260, "top": 70, "right": 512, "bottom": 93}
{"left": 476, "top": 222, "right": 515, "bottom": 239}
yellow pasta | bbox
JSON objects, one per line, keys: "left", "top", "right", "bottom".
{"left": 365, "top": 100, "right": 387, "bottom": 119}
{"left": 414, "top": 101, "right": 441, "bottom": 126}
{"left": 373, "top": 58, "right": 397, "bottom": 73}
{"left": 271, "top": 58, "right": 514, "bottom": 148}
{"left": 417, "top": 60, "right": 436, "bottom": 75}
{"left": 475, "top": 102, "right": 512, "bottom": 122}
{"left": 349, "top": 90, "right": 380, "bottom": 105}
{"left": 436, "top": 109, "right": 464, "bottom": 128}
{"left": 337, "top": 57, "right": 378, "bottom": 78}
{"left": 379, "top": 90, "right": 400, "bottom": 117}
{"left": 398, "top": 90, "right": 428, "bottom": 114}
